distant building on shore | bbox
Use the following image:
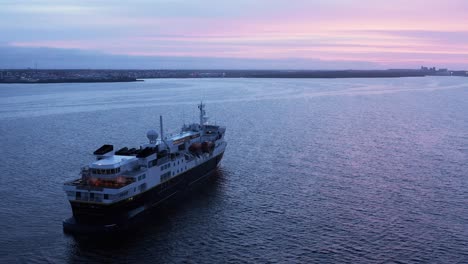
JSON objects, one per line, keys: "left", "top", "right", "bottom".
{"left": 420, "top": 66, "right": 452, "bottom": 76}
{"left": 421, "top": 66, "right": 437, "bottom": 72}
{"left": 451, "top": 70, "right": 468, "bottom": 76}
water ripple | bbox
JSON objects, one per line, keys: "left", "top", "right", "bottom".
{"left": 0, "top": 77, "right": 467, "bottom": 263}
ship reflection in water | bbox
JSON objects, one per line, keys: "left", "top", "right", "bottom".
{"left": 0, "top": 78, "right": 467, "bottom": 263}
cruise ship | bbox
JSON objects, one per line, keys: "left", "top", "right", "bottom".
{"left": 63, "top": 103, "right": 227, "bottom": 233}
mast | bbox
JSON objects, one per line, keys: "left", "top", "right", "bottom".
{"left": 198, "top": 101, "right": 208, "bottom": 125}
{"left": 159, "top": 115, "right": 170, "bottom": 150}
{"left": 160, "top": 115, "right": 164, "bottom": 140}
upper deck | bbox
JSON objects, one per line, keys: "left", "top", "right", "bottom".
{"left": 90, "top": 155, "right": 137, "bottom": 169}
{"left": 63, "top": 102, "right": 226, "bottom": 203}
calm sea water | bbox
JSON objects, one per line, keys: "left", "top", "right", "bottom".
{"left": 0, "top": 77, "right": 467, "bottom": 263}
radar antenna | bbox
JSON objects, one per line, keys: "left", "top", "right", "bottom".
{"left": 146, "top": 130, "right": 159, "bottom": 144}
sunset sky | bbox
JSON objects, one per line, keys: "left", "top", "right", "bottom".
{"left": 1, "top": 0, "right": 468, "bottom": 69}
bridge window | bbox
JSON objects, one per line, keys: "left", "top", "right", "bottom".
{"left": 92, "top": 168, "right": 120, "bottom": 175}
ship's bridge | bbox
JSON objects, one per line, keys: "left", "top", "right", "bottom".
{"left": 171, "top": 131, "right": 200, "bottom": 145}
{"left": 89, "top": 155, "right": 137, "bottom": 175}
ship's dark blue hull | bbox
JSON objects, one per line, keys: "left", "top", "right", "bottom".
{"left": 63, "top": 152, "right": 224, "bottom": 234}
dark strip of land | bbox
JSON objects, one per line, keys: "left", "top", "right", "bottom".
{"left": 0, "top": 78, "right": 140, "bottom": 84}
{"left": 0, "top": 69, "right": 466, "bottom": 84}
{"left": 239, "top": 70, "right": 427, "bottom": 78}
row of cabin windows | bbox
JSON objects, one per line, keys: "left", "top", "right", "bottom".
{"left": 92, "top": 167, "right": 121, "bottom": 175}
{"left": 173, "top": 166, "right": 188, "bottom": 176}
{"left": 73, "top": 191, "right": 110, "bottom": 200}
{"left": 161, "top": 171, "right": 171, "bottom": 182}
{"left": 138, "top": 174, "right": 146, "bottom": 181}
{"left": 160, "top": 163, "right": 171, "bottom": 171}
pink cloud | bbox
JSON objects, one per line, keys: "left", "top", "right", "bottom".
{"left": 5, "top": 0, "right": 468, "bottom": 68}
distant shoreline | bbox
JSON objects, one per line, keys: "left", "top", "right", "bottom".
{"left": 0, "top": 78, "right": 141, "bottom": 84}
{"left": 0, "top": 69, "right": 466, "bottom": 84}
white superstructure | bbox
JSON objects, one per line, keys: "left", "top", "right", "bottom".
{"left": 63, "top": 103, "right": 227, "bottom": 206}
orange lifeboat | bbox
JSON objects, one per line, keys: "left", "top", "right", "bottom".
{"left": 201, "top": 141, "right": 214, "bottom": 153}
{"left": 189, "top": 142, "right": 202, "bottom": 153}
